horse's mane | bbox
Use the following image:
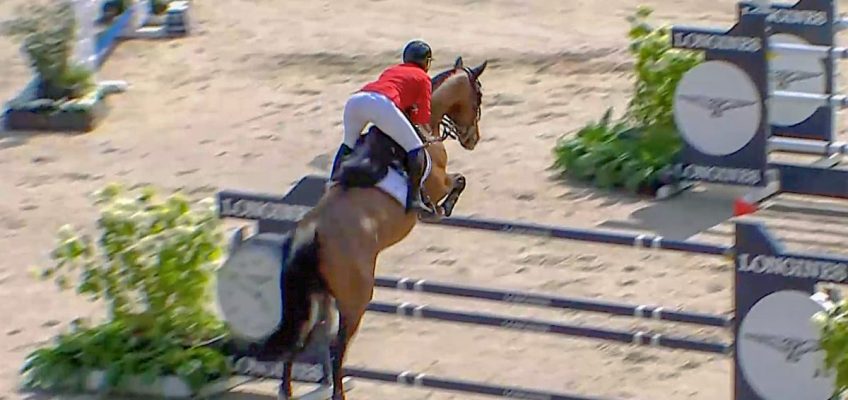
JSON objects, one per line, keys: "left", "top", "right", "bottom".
{"left": 431, "top": 66, "right": 483, "bottom": 120}
{"left": 431, "top": 68, "right": 459, "bottom": 89}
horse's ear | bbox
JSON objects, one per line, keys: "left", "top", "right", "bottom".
{"left": 470, "top": 60, "right": 488, "bottom": 79}
{"left": 454, "top": 56, "right": 464, "bottom": 69}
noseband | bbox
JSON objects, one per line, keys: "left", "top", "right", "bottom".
{"left": 428, "top": 67, "right": 483, "bottom": 146}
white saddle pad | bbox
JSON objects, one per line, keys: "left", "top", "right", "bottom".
{"left": 327, "top": 151, "right": 431, "bottom": 208}
{"left": 375, "top": 167, "right": 409, "bottom": 207}
{"left": 378, "top": 151, "right": 431, "bottom": 207}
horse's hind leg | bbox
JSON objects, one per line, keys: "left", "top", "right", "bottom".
{"left": 440, "top": 173, "right": 466, "bottom": 217}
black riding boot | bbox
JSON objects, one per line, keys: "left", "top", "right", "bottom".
{"left": 404, "top": 148, "right": 435, "bottom": 215}
{"left": 329, "top": 144, "right": 353, "bottom": 182}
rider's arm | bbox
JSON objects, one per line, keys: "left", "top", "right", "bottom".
{"left": 414, "top": 73, "right": 433, "bottom": 139}
{"left": 413, "top": 72, "right": 432, "bottom": 127}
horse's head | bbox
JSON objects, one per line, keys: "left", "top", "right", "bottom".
{"left": 431, "top": 56, "right": 488, "bottom": 150}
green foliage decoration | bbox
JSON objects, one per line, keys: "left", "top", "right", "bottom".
{"left": 551, "top": 6, "right": 703, "bottom": 194}
{"left": 624, "top": 6, "right": 703, "bottom": 128}
{"left": 815, "top": 297, "right": 848, "bottom": 397}
{"left": 20, "top": 184, "right": 232, "bottom": 393}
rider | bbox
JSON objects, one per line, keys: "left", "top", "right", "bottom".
{"left": 329, "top": 39, "right": 435, "bottom": 214}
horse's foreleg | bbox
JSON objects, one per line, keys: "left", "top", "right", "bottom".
{"left": 440, "top": 173, "right": 466, "bottom": 217}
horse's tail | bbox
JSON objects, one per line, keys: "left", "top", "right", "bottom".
{"left": 288, "top": 221, "right": 320, "bottom": 277}
{"left": 259, "top": 221, "right": 322, "bottom": 358}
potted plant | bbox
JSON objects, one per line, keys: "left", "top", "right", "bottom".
{"left": 1, "top": 0, "right": 106, "bottom": 132}
{"left": 20, "top": 184, "right": 238, "bottom": 397}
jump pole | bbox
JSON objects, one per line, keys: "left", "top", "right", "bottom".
{"left": 374, "top": 276, "right": 733, "bottom": 328}
{"left": 211, "top": 175, "right": 845, "bottom": 400}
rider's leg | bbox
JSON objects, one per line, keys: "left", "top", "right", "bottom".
{"left": 331, "top": 93, "right": 370, "bottom": 181}
{"left": 364, "top": 92, "right": 434, "bottom": 214}
{"left": 402, "top": 146, "right": 435, "bottom": 214}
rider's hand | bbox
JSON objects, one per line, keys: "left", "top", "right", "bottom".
{"left": 416, "top": 124, "right": 433, "bottom": 136}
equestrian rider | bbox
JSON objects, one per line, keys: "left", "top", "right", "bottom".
{"left": 329, "top": 40, "right": 435, "bottom": 214}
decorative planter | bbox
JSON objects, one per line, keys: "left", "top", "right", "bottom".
{"left": 2, "top": 5, "right": 133, "bottom": 133}
{"left": 2, "top": 83, "right": 108, "bottom": 133}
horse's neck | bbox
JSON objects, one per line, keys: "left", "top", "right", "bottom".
{"left": 430, "top": 75, "right": 461, "bottom": 128}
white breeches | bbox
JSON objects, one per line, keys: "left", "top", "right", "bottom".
{"left": 342, "top": 91, "right": 425, "bottom": 152}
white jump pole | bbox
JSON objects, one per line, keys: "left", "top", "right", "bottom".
{"left": 768, "top": 136, "right": 848, "bottom": 156}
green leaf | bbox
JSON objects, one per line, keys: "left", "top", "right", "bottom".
{"left": 572, "top": 152, "right": 602, "bottom": 179}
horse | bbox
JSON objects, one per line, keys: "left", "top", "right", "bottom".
{"left": 262, "top": 56, "right": 487, "bottom": 400}
{"left": 421, "top": 56, "right": 486, "bottom": 217}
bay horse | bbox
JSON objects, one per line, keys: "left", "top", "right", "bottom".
{"left": 421, "top": 57, "right": 486, "bottom": 217}
{"left": 262, "top": 56, "right": 487, "bottom": 400}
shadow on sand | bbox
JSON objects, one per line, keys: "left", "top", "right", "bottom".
{"left": 548, "top": 170, "right": 741, "bottom": 241}
{"left": 595, "top": 184, "right": 746, "bottom": 241}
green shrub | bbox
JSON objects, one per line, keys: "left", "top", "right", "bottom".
{"left": 551, "top": 6, "right": 702, "bottom": 193}
{"left": 815, "top": 299, "right": 848, "bottom": 397}
{"left": 624, "top": 7, "right": 704, "bottom": 127}
{"left": 21, "top": 184, "right": 232, "bottom": 393}
{"left": 22, "top": 320, "right": 230, "bottom": 392}
{"left": 553, "top": 108, "right": 681, "bottom": 192}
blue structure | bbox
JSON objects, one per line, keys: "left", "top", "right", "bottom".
{"left": 214, "top": 175, "right": 846, "bottom": 400}
{"left": 668, "top": 10, "right": 848, "bottom": 212}
{"left": 736, "top": 0, "right": 841, "bottom": 141}
{"left": 94, "top": 6, "right": 136, "bottom": 68}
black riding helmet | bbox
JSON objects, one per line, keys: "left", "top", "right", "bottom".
{"left": 402, "top": 40, "right": 432, "bottom": 70}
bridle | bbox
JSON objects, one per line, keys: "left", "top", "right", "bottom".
{"left": 425, "top": 66, "right": 483, "bottom": 146}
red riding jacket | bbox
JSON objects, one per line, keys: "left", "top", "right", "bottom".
{"left": 360, "top": 62, "right": 432, "bottom": 125}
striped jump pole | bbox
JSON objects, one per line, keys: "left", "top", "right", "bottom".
{"left": 216, "top": 181, "right": 733, "bottom": 257}
{"left": 367, "top": 301, "right": 731, "bottom": 355}
{"left": 768, "top": 136, "right": 848, "bottom": 156}
{"left": 344, "top": 367, "right": 609, "bottom": 400}
{"left": 431, "top": 215, "right": 731, "bottom": 256}
{"left": 376, "top": 276, "right": 733, "bottom": 328}
{"left": 213, "top": 176, "right": 845, "bottom": 400}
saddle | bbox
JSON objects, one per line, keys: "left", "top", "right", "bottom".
{"left": 336, "top": 126, "right": 412, "bottom": 189}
